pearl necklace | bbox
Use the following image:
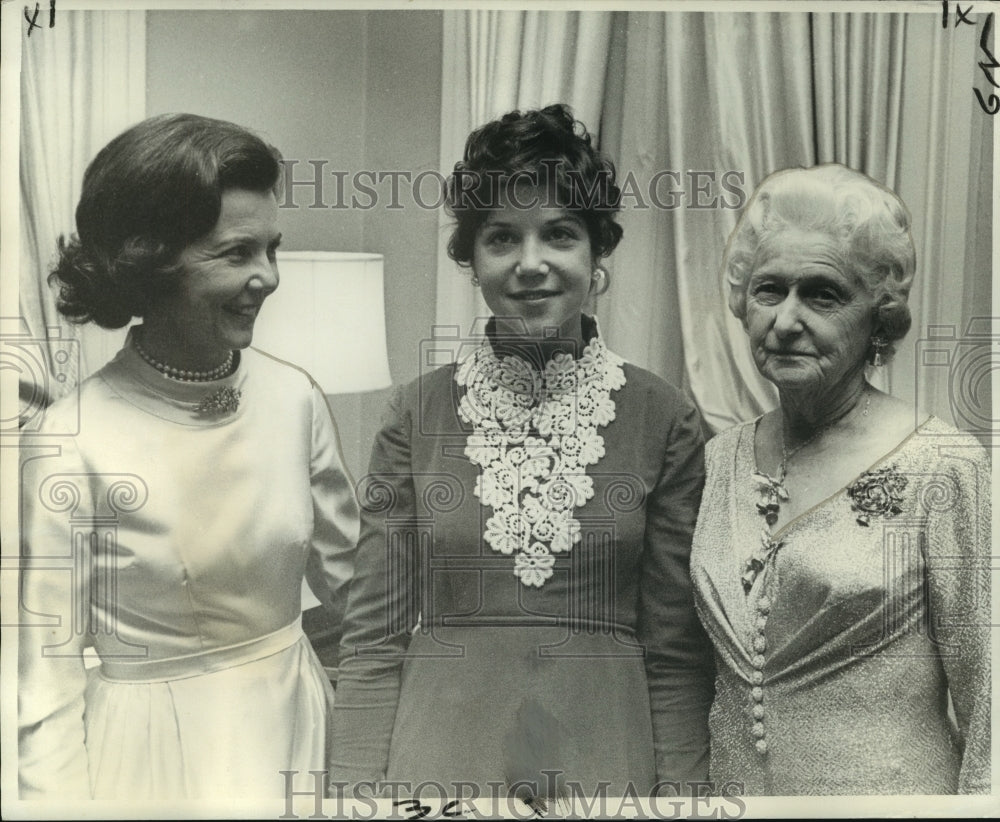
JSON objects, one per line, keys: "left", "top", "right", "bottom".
{"left": 134, "top": 335, "right": 234, "bottom": 382}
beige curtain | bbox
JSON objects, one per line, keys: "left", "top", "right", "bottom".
{"left": 435, "top": 10, "right": 614, "bottom": 338}
{"left": 601, "top": 12, "right": 911, "bottom": 432}
{"left": 19, "top": 10, "right": 145, "bottom": 425}
{"left": 891, "top": 13, "right": 992, "bottom": 435}
{"left": 437, "top": 9, "right": 990, "bottom": 437}
{"left": 601, "top": 13, "right": 813, "bottom": 429}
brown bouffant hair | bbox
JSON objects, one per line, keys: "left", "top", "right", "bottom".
{"left": 50, "top": 113, "right": 282, "bottom": 328}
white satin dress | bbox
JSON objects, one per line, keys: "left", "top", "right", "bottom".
{"left": 18, "top": 333, "right": 359, "bottom": 800}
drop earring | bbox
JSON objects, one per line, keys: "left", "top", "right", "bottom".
{"left": 870, "top": 336, "right": 888, "bottom": 367}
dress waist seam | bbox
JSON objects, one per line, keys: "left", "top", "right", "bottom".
{"left": 432, "top": 617, "right": 639, "bottom": 634}
{"left": 97, "top": 615, "right": 304, "bottom": 683}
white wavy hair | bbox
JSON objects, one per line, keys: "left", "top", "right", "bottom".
{"left": 723, "top": 163, "right": 916, "bottom": 361}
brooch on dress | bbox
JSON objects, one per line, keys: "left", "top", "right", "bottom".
{"left": 846, "top": 464, "right": 907, "bottom": 526}
{"left": 195, "top": 387, "right": 242, "bottom": 416}
{"left": 752, "top": 470, "right": 788, "bottom": 526}
{"left": 741, "top": 470, "right": 790, "bottom": 593}
{"left": 742, "top": 529, "right": 785, "bottom": 594}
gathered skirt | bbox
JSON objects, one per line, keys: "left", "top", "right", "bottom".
{"left": 83, "top": 629, "right": 333, "bottom": 800}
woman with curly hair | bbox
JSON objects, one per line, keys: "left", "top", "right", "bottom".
{"left": 329, "top": 104, "right": 714, "bottom": 804}
{"left": 18, "top": 113, "right": 359, "bottom": 800}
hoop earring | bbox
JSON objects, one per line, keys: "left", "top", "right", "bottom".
{"left": 870, "top": 336, "right": 888, "bottom": 367}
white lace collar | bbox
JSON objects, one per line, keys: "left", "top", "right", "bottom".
{"left": 454, "top": 318, "right": 626, "bottom": 587}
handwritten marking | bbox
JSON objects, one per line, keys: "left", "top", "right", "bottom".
{"left": 24, "top": 3, "right": 40, "bottom": 35}
{"left": 24, "top": 0, "right": 55, "bottom": 36}
{"left": 978, "top": 12, "right": 1000, "bottom": 86}
{"left": 393, "top": 798, "right": 466, "bottom": 820}
{"left": 943, "top": 1, "right": 980, "bottom": 27}
{"left": 958, "top": 3, "right": 977, "bottom": 25}
{"left": 943, "top": 3, "right": 999, "bottom": 115}
{"left": 975, "top": 12, "right": 1000, "bottom": 112}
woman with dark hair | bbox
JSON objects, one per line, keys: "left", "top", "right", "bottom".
{"left": 329, "top": 104, "right": 714, "bottom": 804}
{"left": 691, "top": 164, "right": 990, "bottom": 794}
{"left": 19, "top": 113, "right": 359, "bottom": 799}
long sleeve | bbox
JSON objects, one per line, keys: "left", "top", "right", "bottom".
{"left": 303, "top": 386, "right": 361, "bottom": 634}
{"left": 926, "top": 441, "right": 991, "bottom": 794}
{"left": 327, "top": 388, "right": 419, "bottom": 788}
{"left": 18, "top": 434, "right": 93, "bottom": 799}
{"left": 637, "top": 398, "right": 715, "bottom": 790}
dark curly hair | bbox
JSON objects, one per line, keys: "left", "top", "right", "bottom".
{"left": 445, "top": 104, "right": 623, "bottom": 286}
{"left": 50, "top": 113, "right": 283, "bottom": 329}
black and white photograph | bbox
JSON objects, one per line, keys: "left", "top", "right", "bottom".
{"left": 1, "top": 0, "right": 995, "bottom": 818}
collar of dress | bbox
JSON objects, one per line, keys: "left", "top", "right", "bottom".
{"left": 454, "top": 319, "right": 626, "bottom": 587}
{"left": 103, "top": 328, "right": 249, "bottom": 426}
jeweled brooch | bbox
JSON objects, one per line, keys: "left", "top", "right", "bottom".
{"left": 195, "top": 387, "right": 242, "bottom": 415}
{"left": 742, "top": 529, "right": 785, "bottom": 594}
{"left": 846, "top": 464, "right": 907, "bottom": 526}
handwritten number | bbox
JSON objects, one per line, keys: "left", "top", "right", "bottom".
{"left": 947, "top": 4, "right": 1000, "bottom": 113}
{"left": 394, "top": 799, "right": 432, "bottom": 821}
{"left": 442, "top": 800, "right": 465, "bottom": 818}
{"left": 979, "top": 13, "right": 1000, "bottom": 87}
{"left": 974, "top": 87, "right": 1000, "bottom": 114}
{"left": 393, "top": 799, "right": 466, "bottom": 820}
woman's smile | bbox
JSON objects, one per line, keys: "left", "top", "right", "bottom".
{"left": 472, "top": 188, "right": 596, "bottom": 348}
{"left": 224, "top": 301, "right": 264, "bottom": 322}
{"left": 508, "top": 289, "right": 563, "bottom": 302}
{"left": 141, "top": 188, "right": 281, "bottom": 370}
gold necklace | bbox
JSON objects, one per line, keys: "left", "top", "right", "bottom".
{"left": 778, "top": 388, "right": 872, "bottom": 480}
{"left": 744, "top": 387, "right": 872, "bottom": 592}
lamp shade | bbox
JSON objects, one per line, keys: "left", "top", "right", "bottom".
{"left": 253, "top": 251, "right": 392, "bottom": 394}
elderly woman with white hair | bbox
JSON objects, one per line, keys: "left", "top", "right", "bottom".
{"left": 691, "top": 163, "right": 990, "bottom": 795}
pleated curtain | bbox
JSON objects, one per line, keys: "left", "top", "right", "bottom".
{"left": 435, "top": 10, "right": 614, "bottom": 338}
{"left": 437, "top": 9, "right": 992, "bottom": 435}
{"left": 18, "top": 10, "right": 145, "bottom": 424}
